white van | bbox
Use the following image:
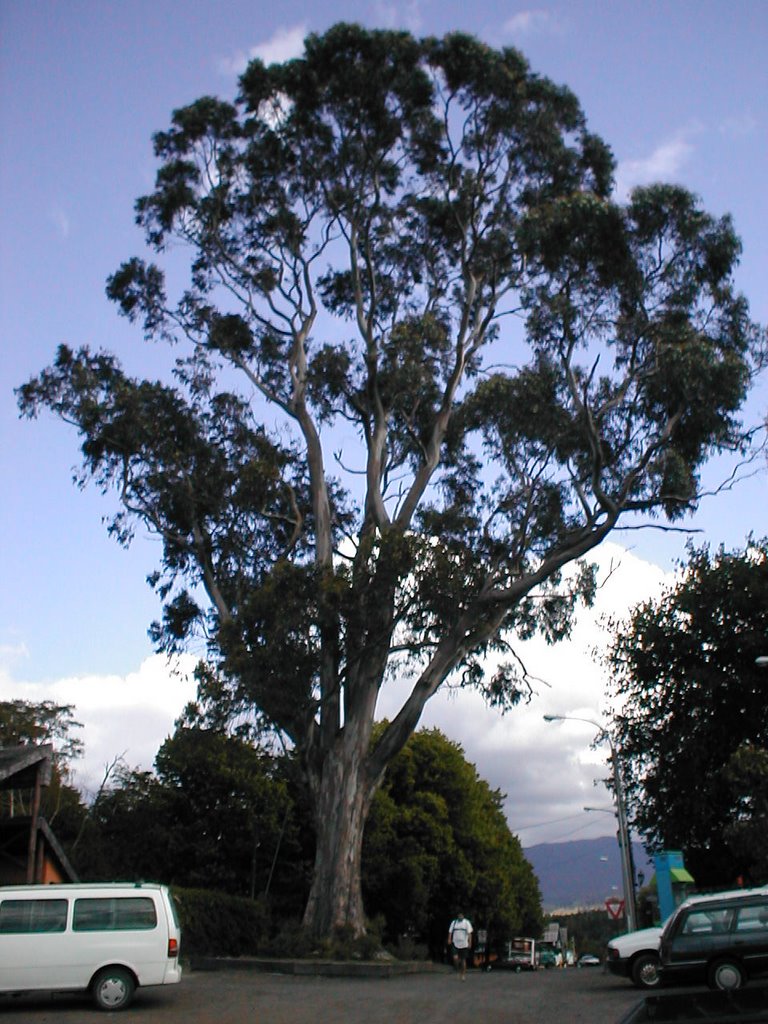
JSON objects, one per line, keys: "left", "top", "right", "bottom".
{"left": 0, "top": 882, "right": 182, "bottom": 1011}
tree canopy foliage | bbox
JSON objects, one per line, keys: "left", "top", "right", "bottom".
{"left": 17, "top": 24, "right": 764, "bottom": 934}
{"left": 723, "top": 743, "right": 768, "bottom": 884}
{"left": 364, "top": 727, "right": 541, "bottom": 953}
{"left": 605, "top": 538, "right": 768, "bottom": 886}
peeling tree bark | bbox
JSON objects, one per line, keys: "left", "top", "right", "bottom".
{"left": 302, "top": 734, "right": 380, "bottom": 938}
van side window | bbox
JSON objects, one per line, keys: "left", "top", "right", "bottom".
{"left": 0, "top": 899, "right": 68, "bottom": 934}
{"left": 734, "top": 904, "right": 768, "bottom": 932}
{"left": 73, "top": 897, "right": 157, "bottom": 932}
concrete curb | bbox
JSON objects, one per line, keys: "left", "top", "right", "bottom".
{"left": 190, "top": 956, "right": 452, "bottom": 978}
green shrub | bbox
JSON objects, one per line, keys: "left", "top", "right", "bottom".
{"left": 172, "top": 888, "right": 405, "bottom": 961}
{"left": 261, "top": 918, "right": 317, "bottom": 958}
{"left": 261, "top": 916, "right": 386, "bottom": 961}
{"left": 172, "top": 887, "right": 269, "bottom": 957}
{"left": 388, "top": 934, "right": 429, "bottom": 961}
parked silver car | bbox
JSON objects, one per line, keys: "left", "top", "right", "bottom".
{"left": 577, "top": 953, "right": 601, "bottom": 968}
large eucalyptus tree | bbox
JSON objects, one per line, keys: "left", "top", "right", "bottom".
{"left": 19, "top": 25, "right": 763, "bottom": 937}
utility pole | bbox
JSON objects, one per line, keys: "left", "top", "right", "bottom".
{"left": 544, "top": 714, "right": 637, "bottom": 932}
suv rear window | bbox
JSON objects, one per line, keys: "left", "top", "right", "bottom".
{"left": 734, "top": 904, "right": 768, "bottom": 932}
{"left": 679, "top": 908, "right": 731, "bottom": 935}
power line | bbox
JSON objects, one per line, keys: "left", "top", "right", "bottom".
{"left": 514, "top": 811, "right": 589, "bottom": 832}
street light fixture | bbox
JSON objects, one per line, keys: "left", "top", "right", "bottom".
{"left": 543, "top": 713, "right": 637, "bottom": 931}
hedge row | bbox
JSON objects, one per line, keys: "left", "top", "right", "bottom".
{"left": 171, "top": 887, "right": 270, "bottom": 957}
{"left": 170, "top": 888, "right": 430, "bottom": 962}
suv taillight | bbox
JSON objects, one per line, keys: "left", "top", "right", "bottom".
{"left": 168, "top": 937, "right": 179, "bottom": 958}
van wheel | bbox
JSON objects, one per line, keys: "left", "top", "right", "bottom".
{"left": 91, "top": 967, "right": 136, "bottom": 1011}
{"left": 708, "top": 959, "right": 745, "bottom": 991}
{"left": 631, "top": 953, "right": 661, "bottom": 989}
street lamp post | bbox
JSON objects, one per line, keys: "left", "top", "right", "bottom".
{"left": 544, "top": 713, "right": 637, "bottom": 932}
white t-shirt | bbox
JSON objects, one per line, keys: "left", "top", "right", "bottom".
{"left": 449, "top": 917, "right": 473, "bottom": 949}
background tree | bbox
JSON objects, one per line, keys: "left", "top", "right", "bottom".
{"left": 605, "top": 539, "right": 768, "bottom": 886}
{"left": 153, "top": 726, "right": 307, "bottom": 907}
{"left": 0, "top": 699, "right": 83, "bottom": 768}
{"left": 363, "top": 727, "right": 541, "bottom": 955}
{"left": 723, "top": 743, "right": 768, "bottom": 884}
{"left": 18, "top": 25, "right": 763, "bottom": 937}
{"left": 75, "top": 724, "right": 308, "bottom": 914}
{"left": 549, "top": 909, "right": 624, "bottom": 958}
{"left": 73, "top": 765, "right": 171, "bottom": 882}
{"left": 0, "top": 699, "right": 86, "bottom": 838}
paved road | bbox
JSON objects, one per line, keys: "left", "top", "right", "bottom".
{"left": 0, "top": 966, "right": 643, "bottom": 1023}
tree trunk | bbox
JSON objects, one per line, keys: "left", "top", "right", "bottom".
{"left": 302, "top": 736, "right": 378, "bottom": 939}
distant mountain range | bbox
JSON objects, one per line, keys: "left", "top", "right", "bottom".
{"left": 524, "top": 836, "right": 655, "bottom": 911}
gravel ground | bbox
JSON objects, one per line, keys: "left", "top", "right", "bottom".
{"left": 0, "top": 965, "right": 644, "bottom": 1023}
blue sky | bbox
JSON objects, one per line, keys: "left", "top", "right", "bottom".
{"left": 1, "top": 2, "right": 766, "bottom": 848}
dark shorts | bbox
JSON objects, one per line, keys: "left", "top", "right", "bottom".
{"left": 452, "top": 945, "right": 470, "bottom": 962}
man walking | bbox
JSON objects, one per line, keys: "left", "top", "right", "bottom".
{"left": 448, "top": 911, "right": 473, "bottom": 980}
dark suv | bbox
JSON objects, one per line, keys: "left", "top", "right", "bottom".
{"left": 659, "top": 887, "right": 768, "bottom": 991}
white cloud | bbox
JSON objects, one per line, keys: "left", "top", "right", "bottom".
{"left": 719, "top": 112, "right": 758, "bottom": 139}
{"left": 0, "top": 654, "right": 198, "bottom": 798}
{"left": 0, "top": 642, "right": 29, "bottom": 666}
{"left": 614, "top": 132, "right": 697, "bottom": 200}
{"left": 218, "top": 25, "right": 307, "bottom": 77}
{"left": 504, "top": 10, "right": 561, "bottom": 36}
{"left": 373, "top": 1, "right": 423, "bottom": 32}
{"left": 50, "top": 206, "right": 71, "bottom": 239}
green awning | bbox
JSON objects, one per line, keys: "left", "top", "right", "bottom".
{"left": 670, "top": 867, "right": 695, "bottom": 883}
